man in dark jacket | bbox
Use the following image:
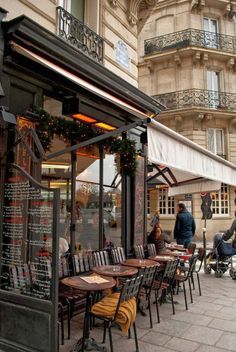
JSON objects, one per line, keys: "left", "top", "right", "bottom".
{"left": 174, "top": 203, "right": 196, "bottom": 248}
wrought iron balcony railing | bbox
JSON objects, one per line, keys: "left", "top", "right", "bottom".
{"left": 144, "top": 28, "right": 236, "bottom": 56}
{"left": 57, "top": 6, "right": 104, "bottom": 64}
{"left": 153, "top": 89, "right": 236, "bottom": 111}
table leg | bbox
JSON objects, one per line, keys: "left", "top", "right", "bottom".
{"left": 73, "top": 292, "right": 107, "bottom": 352}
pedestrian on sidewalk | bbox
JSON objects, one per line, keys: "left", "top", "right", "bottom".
{"left": 174, "top": 203, "right": 196, "bottom": 248}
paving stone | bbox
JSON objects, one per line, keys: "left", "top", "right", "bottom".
{"left": 152, "top": 319, "right": 189, "bottom": 337}
{"left": 171, "top": 311, "right": 212, "bottom": 326}
{"left": 196, "top": 301, "right": 223, "bottom": 312}
{"left": 196, "top": 345, "right": 230, "bottom": 352}
{"left": 113, "top": 338, "right": 174, "bottom": 352}
{"left": 181, "top": 325, "right": 223, "bottom": 345}
{"left": 216, "top": 333, "right": 236, "bottom": 351}
{"left": 204, "top": 310, "right": 235, "bottom": 321}
{"left": 209, "top": 318, "right": 236, "bottom": 333}
{"left": 213, "top": 299, "right": 235, "bottom": 307}
{"left": 141, "top": 331, "right": 171, "bottom": 346}
{"left": 219, "top": 306, "right": 236, "bottom": 316}
{"left": 165, "top": 337, "right": 199, "bottom": 352}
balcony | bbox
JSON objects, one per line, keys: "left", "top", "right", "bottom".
{"left": 153, "top": 89, "right": 236, "bottom": 111}
{"left": 144, "top": 29, "right": 236, "bottom": 56}
{"left": 57, "top": 6, "right": 104, "bottom": 64}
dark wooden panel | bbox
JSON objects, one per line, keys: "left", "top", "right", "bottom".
{"left": 0, "top": 301, "right": 51, "bottom": 352}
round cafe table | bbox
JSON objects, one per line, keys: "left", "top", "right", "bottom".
{"left": 62, "top": 275, "right": 116, "bottom": 352}
{"left": 92, "top": 265, "right": 138, "bottom": 278}
{"left": 121, "top": 258, "right": 159, "bottom": 268}
{"left": 149, "top": 255, "right": 175, "bottom": 263}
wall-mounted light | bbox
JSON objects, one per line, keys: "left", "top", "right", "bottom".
{"left": 42, "top": 162, "right": 70, "bottom": 169}
{"left": 94, "top": 122, "right": 116, "bottom": 131}
{"left": 72, "top": 113, "right": 97, "bottom": 123}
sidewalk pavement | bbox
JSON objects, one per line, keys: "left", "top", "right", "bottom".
{"left": 61, "top": 271, "right": 236, "bottom": 352}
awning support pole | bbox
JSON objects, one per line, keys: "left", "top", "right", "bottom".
{"left": 70, "top": 150, "right": 77, "bottom": 254}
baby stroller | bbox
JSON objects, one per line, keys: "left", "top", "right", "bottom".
{"left": 206, "top": 233, "right": 236, "bottom": 278}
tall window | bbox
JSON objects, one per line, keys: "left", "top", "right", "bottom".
{"left": 212, "top": 184, "right": 229, "bottom": 216}
{"left": 207, "top": 70, "right": 220, "bottom": 108}
{"left": 208, "top": 128, "right": 225, "bottom": 158}
{"left": 204, "top": 17, "right": 219, "bottom": 49}
{"left": 58, "top": 0, "right": 85, "bottom": 22}
{"left": 159, "top": 188, "right": 175, "bottom": 216}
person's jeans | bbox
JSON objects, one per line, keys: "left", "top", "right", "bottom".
{"left": 176, "top": 238, "right": 192, "bottom": 249}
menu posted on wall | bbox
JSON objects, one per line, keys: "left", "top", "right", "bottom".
{"left": 134, "top": 157, "right": 145, "bottom": 246}
{"left": 0, "top": 164, "right": 56, "bottom": 300}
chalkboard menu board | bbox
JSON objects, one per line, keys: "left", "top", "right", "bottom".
{"left": 0, "top": 164, "right": 58, "bottom": 300}
{"left": 134, "top": 157, "right": 145, "bottom": 246}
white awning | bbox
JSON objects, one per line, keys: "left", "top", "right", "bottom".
{"left": 168, "top": 180, "right": 221, "bottom": 197}
{"left": 148, "top": 119, "right": 236, "bottom": 189}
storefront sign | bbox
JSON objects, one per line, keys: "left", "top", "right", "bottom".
{"left": 115, "top": 40, "right": 130, "bottom": 70}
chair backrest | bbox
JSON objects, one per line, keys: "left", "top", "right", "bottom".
{"left": 111, "top": 247, "right": 126, "bottom": 264}
{"left": 187, "top": 242, "right": 197, "bottom": 254}
{"left": 93, "top": 250, "right": 110, "bottom": 267}
{"left": 73, "top": 252, "right": 93, "bottom": 275}
{"left": 147, "top": 243, "right": 157, "bottom": 257}
{"left": 142, "top": 265, "right": 157, "bottom": 288}
{"left": 186, "top": 255, "right": 198, "bottom": 278}
{"left": 163, "top": 259, "right": 179, "bottom": 284}
{"left": 134, "top": 245, "right": 145, "bottom": 259}
{"left": 195, "top": 248, "right": 206, "bottom": 272}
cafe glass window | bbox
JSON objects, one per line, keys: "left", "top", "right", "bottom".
{"left": 208, "top": 128, "right": 225, "bottom": 158}
{"left": 159, "top": 188, "right": 175, "bottom": 216}
{"left": 211, "top": 183, "right": 229, "bottom": 216}
{"left": 103, "top": 153, "right": 122, "bottom": 248}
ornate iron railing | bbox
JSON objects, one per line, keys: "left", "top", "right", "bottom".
{"left": 144, "top": 28, "right": 236, "bottom": 55}
{"left": 153, "top": 89, "right": 236, "bottom": 111}
{"left": 57, "top": 6, "right": 104, "bottom": 64}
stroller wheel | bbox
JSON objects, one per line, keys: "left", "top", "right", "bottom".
{"left": 215, "top": 269, "right": 223, "bottom": 278}
{"left": 229, "top": 268, "right": 236, "bottom": 280}
{"left": 205, "top": 266, "right": 211, "bottom": 275}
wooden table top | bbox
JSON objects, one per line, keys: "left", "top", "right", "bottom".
{"left": 163, "top": 252, "right": 192, "bottom": 258}
{"left": 61, "top": 275, "right": 116, "bottom": 292}
{"left": 92, "top": 265, "right": 138, "bottom": 277}
{"left": 167, "top": 246, "right": 187, "bottom": 252}
{"left": 149, "top": 255, "right": 175, "bottom": 262}
{"left": 121, "top": 258, "right": 159, "bottom": 268}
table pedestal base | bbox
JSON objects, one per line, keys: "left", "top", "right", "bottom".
{"left": 73, "top": 337, "right": 107, "bottom": 352}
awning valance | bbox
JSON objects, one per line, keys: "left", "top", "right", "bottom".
{"left": 148, "top": 119, "right": 236, "bottom": 188}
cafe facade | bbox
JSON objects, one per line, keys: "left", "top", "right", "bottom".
{"left": 0, "top": 11, "right": 164, "bottom": 352}
{"left": 2, "top": 9, "right": 236, "bottom": 352}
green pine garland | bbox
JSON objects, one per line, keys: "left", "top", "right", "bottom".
{"left": 31, "top": 107, "right": 138, "bottom": 176}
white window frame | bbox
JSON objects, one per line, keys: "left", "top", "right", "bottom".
{"left": 211, "top": 183, "right": 230, "bottom": 218}
{"left": 158, "top": 188, "right": 175, "bottom": 217}
{"left": 204, "top": 17, "right": 219, "bottom": 49}
{"left": 207, "top": 128, "right": 225, "bottom": 157}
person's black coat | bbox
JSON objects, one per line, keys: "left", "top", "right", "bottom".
{"left": 174, "top": 209, "right": 196, "bottom": 240}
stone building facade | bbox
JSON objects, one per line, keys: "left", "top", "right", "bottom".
{"left": 139, "top": 0, "right": 236, "bottom": 239}
{"left": 1, "top": 0, "right": 156, "bottom": 86}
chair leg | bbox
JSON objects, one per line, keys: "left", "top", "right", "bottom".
{"left": 191, "top": 273, "right": 195, "bottom": 290}
{"left": 108, "top": 323, "right": 113, "bottom": 352}
{"left": 103, "top": 321, "right": 107, "bottom": 344}
{"left": 183, "top": 282, "right": 188, "bottom": 310}
{"left": 170, "top": 287, "right": 175, "bottom": 315}
{"left": 67, "top": 304, "right": 71, "bottom": 340}
{"left": 197, "top": 272, "right": 202, "bottom": 296}
{"left": 155, "top": 290, "right": 160, "bottom": 323}
{"left": 148, "top": 295, "right": 153, "bottom": 328}
{"left": 128, "top": 328, "right": 131, "bottom": 339}
{"left": 133, "top": 322, "right": 139, "bottom": 352}
{"left": 188, "top": 278, "right": 193, "bottom": 304}
{"left": 60, "top": 309, "right": 64, "bottom": 345}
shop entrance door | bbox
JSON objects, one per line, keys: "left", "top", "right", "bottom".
{"left": 0, "top": 163, "right": 59, "bottom": 352}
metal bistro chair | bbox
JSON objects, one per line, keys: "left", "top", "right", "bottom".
{"left": 175, "top": 255, "right": 198, "bottom": 310}
{"left": 147, "top": 243, "right": 157, "bottom": 257}
{"left": 93, "top": 250, "right": 110, "bottom": 267}
{"left": 73, "top": 252, "right": 94, "bottom": 275}
{"left": 139, "top": 265, "right": 158, "bottom": 328}
{"left": 91, "top": 276, "right": 143, "bottom": 352}
{"left": 134, "top": 245, "right": 145, "bottom": 259}
{"left": 187, "top": 242, "right": 197, "bottom": 255}
{"left": 152, "top": 258, "right": 179, "bottom": 323}
{"left": 111, "top": 247, "right": 126, "bottom": 264}
{"left": 192, "top": 248, "right": 206, "bottom": 296}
